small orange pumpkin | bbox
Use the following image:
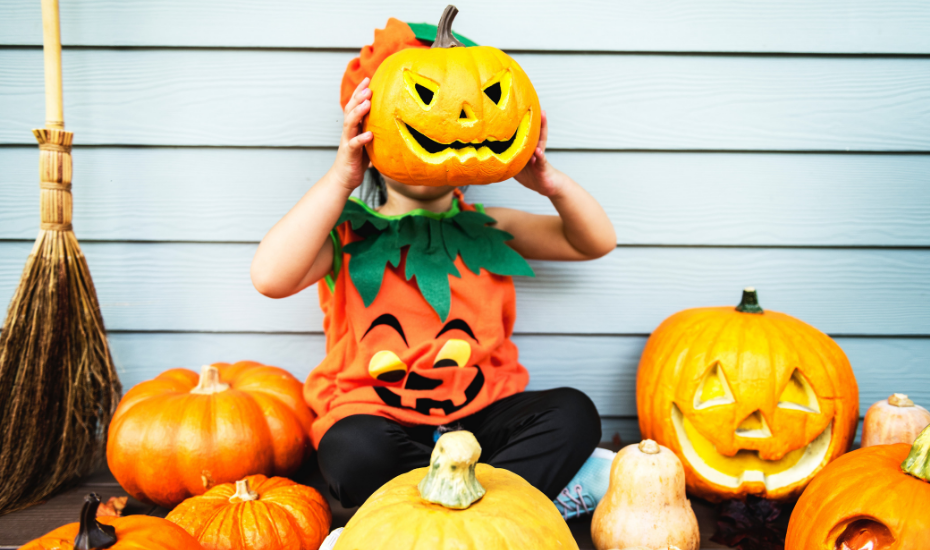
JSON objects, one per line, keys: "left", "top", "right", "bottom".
{"left": 167, "top": 474, "right": 331, "bottom": 550}
{"left": 107, "top": 361, "right": 315, "bottom": 507}
{"left": 21, "top": 493, "right": 202, "bottom": 550}
{"left": 364, "top": 6, "right": 541, "bottom": 187}
{"left": 861, "top": 393, "right": 930, "bottom": 448}
{"left": 785, "top": 425, "right": 930, "bottom": 549}
{"left": 637, "top": 288, "right": 859, "bottom": 501}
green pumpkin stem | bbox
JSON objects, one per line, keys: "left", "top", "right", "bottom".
{"left": 73, "top": 493, "right": 117, "bottom": 550}
{"left": 431, "top": 5, "right": 466, "bottom": 49}
{"left": 902, "top": 424, "right": 930, "bottom": 482}
{"left": 418, "top": 431, "right": 486, "bottom": 509}
{"left": 735, "top": 287, "right": 764, "bottom": 314}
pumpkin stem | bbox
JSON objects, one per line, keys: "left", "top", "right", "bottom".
{"left": 638, "top": 439, "right": 660, "bottom": 454}
{"left": 418, "top": 430, "right": 486, "bottom": 509}
{"left": 902, "top": 424, "right": 930, "bottom": 482}
{"left": 229, "top": 479, "right": 260, "bottom": 503}
{"left": 73, "top": 493, "right": 118, "bottom": 550}
{"left": 431, "top": 5, "right": 466, "bottom": 48}
{"left": 889, "top": 393, "right": 914, "bottom": 407}
{"left": 735, "top": 287, "right": 764, "bottom": 314}
{"left": 190, "top": 365, "right": 230, "bottom": 395}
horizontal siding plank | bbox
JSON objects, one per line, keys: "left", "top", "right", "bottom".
{"left": 3, "top": 50, "right": 930, "bottom": 150}
{"left": 2, "top": 242, "right": 928, "bottom": 335}
{"left": 2, "top": 0, "right": 930, "bottom": 54}
{"left": 3, "top": 147, "right": 929, "bottom": 246}
{"left": 106, "top": 332, "right": 930, "bottom": 418}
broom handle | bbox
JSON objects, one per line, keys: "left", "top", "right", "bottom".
{"left": 40, "top": 0, "right": 64, "bottom": 129}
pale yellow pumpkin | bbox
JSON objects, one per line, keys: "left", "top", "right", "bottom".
{"left": 861, "top": 393, "right": 930, "bottom": 448}
{"left": 333, "top": 431, "right": 577, "bottom": 550}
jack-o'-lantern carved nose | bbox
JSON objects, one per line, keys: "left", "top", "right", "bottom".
{"left": 434, "top": 339, "right": 471, "bottom": 368}
{"left": 458, "top": 104, "right": 477, "bottom": 125}
{"left": 736, "top": 410, "right": 772, "bottom": 438}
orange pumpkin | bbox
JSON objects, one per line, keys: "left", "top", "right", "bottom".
{"left": 785, "top": 425, "right": 930, "bottom": 549}
{"left": 167, "top": 474, "right": 331, "bottom": 550}
{"left": 107, "top": 361, "right": 315, "bottom": 507}
{"left": 21, "top": 493, "right": 201, "bottom": 550}
{"left": 363, "top": 6, "right": 541, "bottom": 187}
{"left": 637, "top": 288, "right": 859, "bottom": 501}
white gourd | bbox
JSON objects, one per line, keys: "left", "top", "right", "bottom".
{"left": 591, "top": 440, "right": 699, "bottom": 550}
{"left": 861, "top": 393, "right": 930, "bottom": 448}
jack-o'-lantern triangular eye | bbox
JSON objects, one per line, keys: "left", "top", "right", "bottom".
{"left": 483, "top": 70, "right": 513, "bottom": 108}
{"left": 778, "top": 369, "right": 820, "bottom": 413}
{"left": 693, "top": 362, "right": 735, "bottom": 410}
{"left": 403, "top": 71, "right": 439, "bottom": 109}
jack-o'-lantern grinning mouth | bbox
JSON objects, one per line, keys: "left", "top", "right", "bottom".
{"left": 671, "top": 404, "right": 832, "bottom": 493}
{"left": 396, "top": 111, "right": 532, "bottom": 164}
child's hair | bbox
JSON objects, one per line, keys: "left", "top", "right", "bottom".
{"left": 360, "top": 168, "right": 467, "bottom": 208}
{"left": 361, "top": 167, "right": 388, "bottom": 207}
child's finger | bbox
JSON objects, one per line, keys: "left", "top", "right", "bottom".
{"left": 344, "top": 85, "right": 372, "bottom": 115}
{"left": 534, "top": 146, "right": 548, "bottom": 167}
{"left": 343, "top": 99, "right": 370, "bottom": 137}
{"left": 537, "top": 110, "right": 549, "bottom": 152}
{"left": 347, "top": 131, "right": 373, "bottom": 152}
{"left": 345, "top": 78, "right": 370, "bottom": 112}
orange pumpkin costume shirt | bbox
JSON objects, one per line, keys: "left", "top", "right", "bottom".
{"left": 304, "top": 192, "right": 533, "bottom": 447}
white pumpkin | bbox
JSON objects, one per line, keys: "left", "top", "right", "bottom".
{"left": 591, "top": 440, "right": 699, "bottom": 550}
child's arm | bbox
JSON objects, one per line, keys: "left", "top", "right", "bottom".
{"left": 251, "top": 79, "right": 374, "bottom": 298}
{"left": 485, "top": 111, "right": 616, "bottom": 261}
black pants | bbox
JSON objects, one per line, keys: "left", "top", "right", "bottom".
{"left": 317, "top": 387, "right": 601, "bottom": 507}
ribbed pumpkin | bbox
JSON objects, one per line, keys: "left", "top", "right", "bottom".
{"left": 785, "top": 425, "right": 930, "bottom": 549}
{"left": 21, "top": 493, "right": 202, "bottom": 550}
{"left": 333, "top": 430, "right": 578, "bottom": 550}
{"left": 364, "top": 6, "right": 540, "bottom": 187}
{"left": 167, "top": 474, "right": 331, "bottom": 550}
{"left": 637, "top": 288, "right": 859, "bottom": 501}
{"left": 107, "top": 361, "right": 315, "bottom": 507}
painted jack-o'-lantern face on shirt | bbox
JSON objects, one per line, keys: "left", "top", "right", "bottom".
{"left": 637, "top": 289, "right": 860, "bottom": 502}
{"left": 303, "top": 196, "right": 532, "bottom": 448}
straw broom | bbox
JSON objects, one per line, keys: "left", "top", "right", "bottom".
{"left": 0, "top": 0, "right": 121, "bottom": 514}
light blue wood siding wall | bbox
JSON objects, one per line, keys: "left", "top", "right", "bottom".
{"left": 2, "top": 0, "right": 929, "bottom": 443}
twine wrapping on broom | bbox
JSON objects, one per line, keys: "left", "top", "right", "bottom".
{"left": 0, "top": 0, "right": 121, "bottom": 515}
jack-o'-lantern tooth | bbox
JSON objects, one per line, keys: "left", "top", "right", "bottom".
{"left": 434, "top": 339, "right": 471, "bottom": 368}
{"left": 736, "top": 410, "right": 772, "bottom": 438}
{"left": 694, "top": 362, "right": 735, "bottom": 409}
{"left": 778, "top": 369, "right": 821, "bottom": 413}
{"left": 369, "top": 350, "right": 408, "bottom": 382}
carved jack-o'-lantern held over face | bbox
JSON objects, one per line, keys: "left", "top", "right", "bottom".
{"left": 363, "top": 6, "right": 541, "bottom": 187}
{"left": 637, "top": 288, "right": 859, "bottom": 502}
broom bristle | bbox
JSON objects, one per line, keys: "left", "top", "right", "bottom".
{"left": 0, "top": 130, "right": 121, "bottom": 515}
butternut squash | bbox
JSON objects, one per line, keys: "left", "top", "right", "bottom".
{"left": 591, "top": 440, "right": 699, "bottom": 550}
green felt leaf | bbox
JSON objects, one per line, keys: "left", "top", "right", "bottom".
{"left": 334, "top": 199, "right": 533, "bottom": 320}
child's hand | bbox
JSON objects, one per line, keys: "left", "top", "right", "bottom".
{"left": 514, "top": 110, "right": 566, "bottom": 197}
{"left": 331, "top": 78, "right": 374, "bottom": 191}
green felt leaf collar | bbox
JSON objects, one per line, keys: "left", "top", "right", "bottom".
{"left": 334, "top": 198, "right": 533, "bottom": 321}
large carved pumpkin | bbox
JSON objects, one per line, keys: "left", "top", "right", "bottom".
{"left": 785, "top": 425, "right": 930, "bottom": 549}
{"left": 364, "top": 6, "right": 541, "bottom": 187}
{"left": 21, "top": 493, "right": 202, "bottom": 550}
{"left": 637, "top": 288, "right": 859, "bottom": 501}
{"left": 167, "top": 474, "right": 331, "bottom": 550}
{"left": 108, "top": 361, "right": 315, "bottom": 507}
{"left": 333, "top": 431, "right": 578, "bottom": 550}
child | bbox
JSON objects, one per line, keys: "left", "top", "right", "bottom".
{"left": 251, "top": 25, "right": 616, "bottom": 518}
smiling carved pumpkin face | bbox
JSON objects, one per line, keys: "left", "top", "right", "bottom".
{"left": 637, "top": 289, "right": 859, "bottom": 501}
{"left": 363, "top": 7, "right": 540, "bottom": 187}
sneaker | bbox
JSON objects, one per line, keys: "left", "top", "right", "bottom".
{"left": 553, "top": 447, "right": 615, "bottom": 520}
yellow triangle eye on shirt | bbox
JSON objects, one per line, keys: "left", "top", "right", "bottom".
{"left": 433, "top": 339, "right": 471, "bottom": 368}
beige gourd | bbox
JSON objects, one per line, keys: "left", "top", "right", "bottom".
{"left": 592, "top": 440, "right": 699, "bottom": 550}
{"left": 861, "top": 393, "right": 930, "bottom": 447}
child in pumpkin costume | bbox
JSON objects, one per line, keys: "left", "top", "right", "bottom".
{"left": 252, "top": 17, "right": 616, "bottom": 515}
